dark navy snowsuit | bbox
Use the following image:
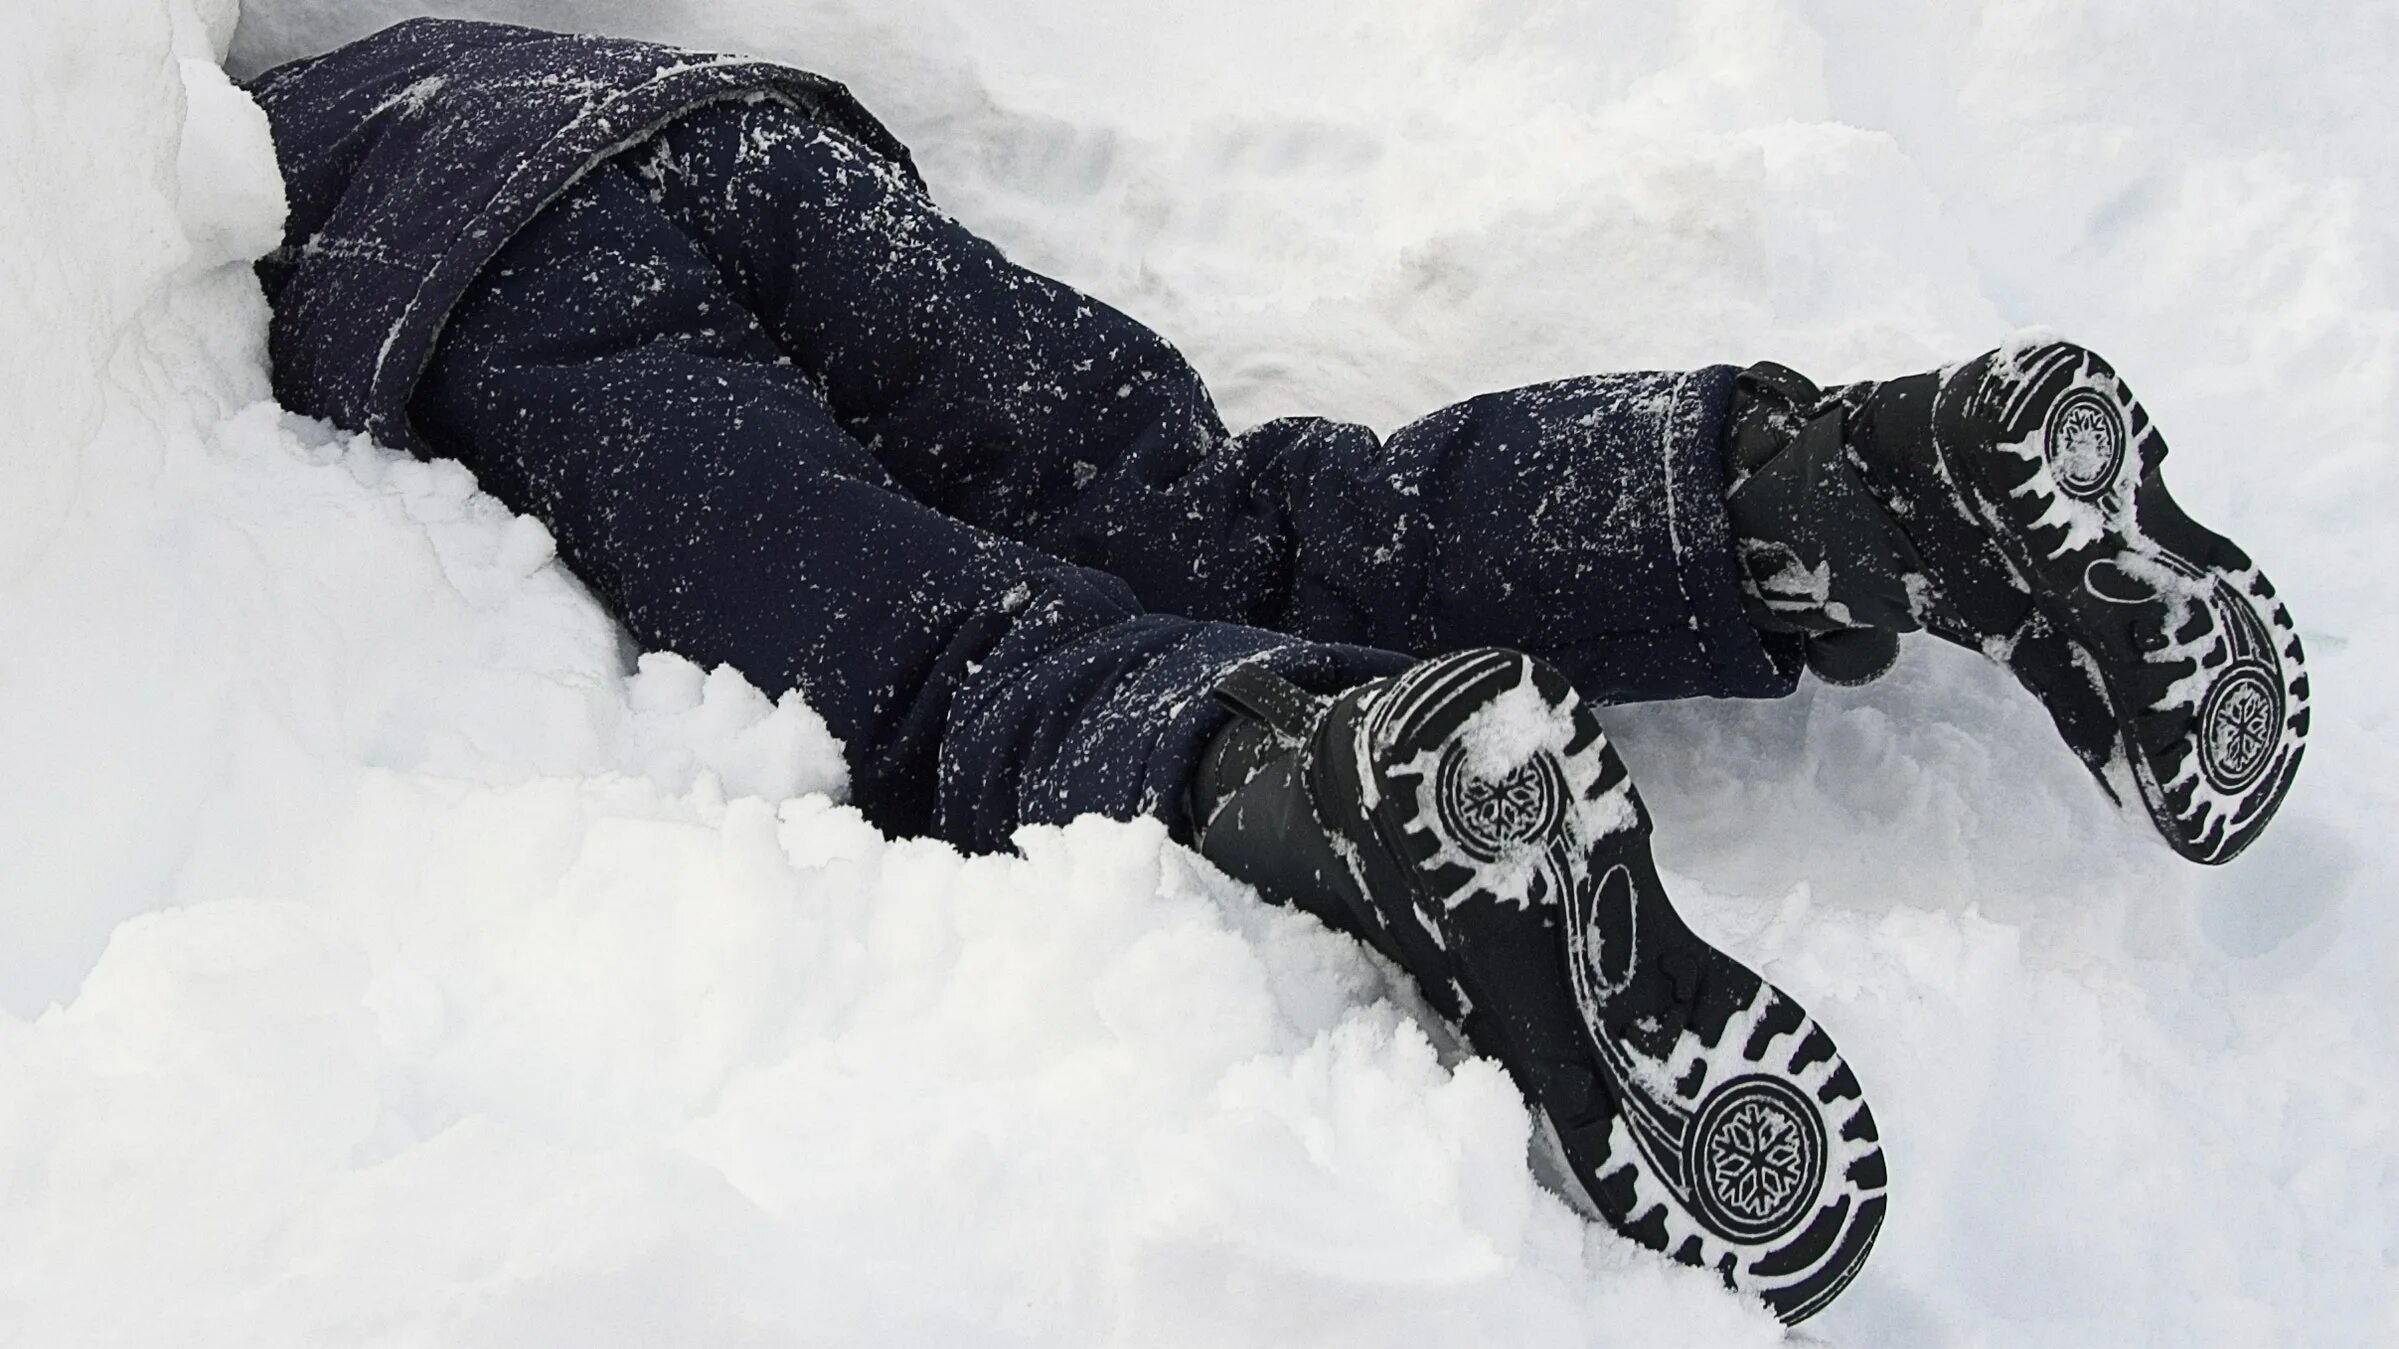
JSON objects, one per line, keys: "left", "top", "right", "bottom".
{"left": 247, "top": 19, "right": 1795, "bottom": 851}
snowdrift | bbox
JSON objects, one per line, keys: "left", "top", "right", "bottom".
{"left": 2, "top": 0, "right": 2390, "bottom": 1343}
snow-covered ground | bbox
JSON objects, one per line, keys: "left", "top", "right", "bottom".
{"left": 3, "top": 0, "right": 2392, "bottom": 1342}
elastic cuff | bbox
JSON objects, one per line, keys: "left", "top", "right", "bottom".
{"left": 1662, "top": 364, "right": 1803, "bottom": 699}
{"left": 958, "top": 614, "right": 1408, "bottom": 852}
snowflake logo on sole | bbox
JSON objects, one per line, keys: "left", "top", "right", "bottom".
{"left": 2198, "top": 662, "right": 2281, "bottom": 793}
{"left": 1435, "top": 742, "right": 1568, "bottom": 863}
{"left": 1683, "top": 1074, "right": 1827, "bottom": 1244}
{"left": 2043, "top": 388, "right": 2126, "bottom": 501}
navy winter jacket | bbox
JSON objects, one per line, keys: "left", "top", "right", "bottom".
{"left": 246, "top": 17, "right": 919, "bottom": 455}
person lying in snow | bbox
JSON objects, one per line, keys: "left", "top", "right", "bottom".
{"left": 244, "top": 17, "right": 2308, "bottom": 1323}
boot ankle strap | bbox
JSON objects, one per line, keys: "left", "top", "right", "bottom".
{"left": 1213, "top": 663, "right": 1332, "bottom": 739}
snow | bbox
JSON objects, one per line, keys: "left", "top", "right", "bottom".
{"left": 3, "top": 0, "right": 2392, "bottom": 1343}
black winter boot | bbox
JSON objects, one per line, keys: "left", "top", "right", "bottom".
{"left": 1727, "top": 339, "right": 2309, "bottom": 865}
{"left": 1190, "top": 649, "right": 1886, "bottom": 1324}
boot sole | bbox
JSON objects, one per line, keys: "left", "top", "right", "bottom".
{"left": 1932, "top": 342, "right": 2309, "bottom": 864}
{"left": 1322, "top": 649, "right": 1886, "bottom": 1323}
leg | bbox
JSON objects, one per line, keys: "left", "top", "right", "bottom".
{"left": 626, "top": 104, "right": 1790, "bottom": 705}
{"left": 412, "top": 159, "right": 1398, "bottom": 849}
{"left": 626, "top": 102, "right": 2305, "bottom": 860}
{"left": 416, "top": 115, "right": 1887, "bottom": 1315}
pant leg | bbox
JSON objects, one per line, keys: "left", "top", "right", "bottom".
{"left": 628, "top": 103, "right": 1795, "bottom": 704}
{"left": 412, "top": 160, "right": 1401, "bottom": 850}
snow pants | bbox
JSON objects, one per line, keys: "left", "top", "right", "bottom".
{"left": 411, "top": 101, "right": 1793, "bottom": 852}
